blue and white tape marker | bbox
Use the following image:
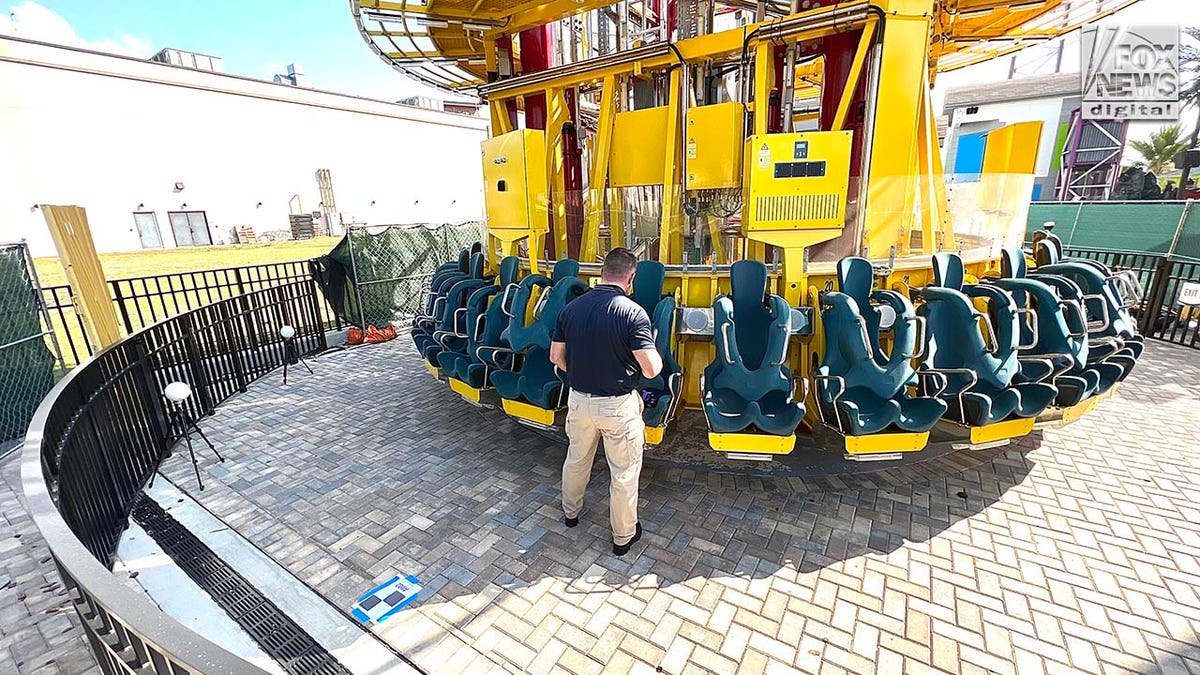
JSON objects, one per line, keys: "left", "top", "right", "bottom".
{"left": 351, "top": 574, "right": 421, "bottom": 626}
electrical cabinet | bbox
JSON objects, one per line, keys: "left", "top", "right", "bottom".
{"left": 742, "top": 131, "right": 853, "bottom": 233}
{"left": 481, "top": 129, "right": 548, "bottom": 233}
{"left": 685, "top": 102, "right": 745, "bottom": 190}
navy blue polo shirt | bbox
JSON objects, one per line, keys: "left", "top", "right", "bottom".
{"left": 551, "top": 284, "right": 656, "bottom": 396}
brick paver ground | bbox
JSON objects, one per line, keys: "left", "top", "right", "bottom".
{"left": 0, "top": 454, "right": 98, "bottom": 675}
{"left": 155, "top": 338, "right": 1200, "bottom": 675}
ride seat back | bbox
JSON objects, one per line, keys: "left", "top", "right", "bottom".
{"left": 504, "top": 259, "right": 587, "bottom": 353}
{"left": 921, "top": 253, "right": 1020, "bottom": 391}
{"left": 631, "top": 260, "right": 681, "bottom": 428}
{"left": 708, "top": 261, "right": 793, "bottom": 400}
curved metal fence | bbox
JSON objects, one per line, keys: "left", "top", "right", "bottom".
{"left": 22, "top": 278, "right": 327, "bottom": 674}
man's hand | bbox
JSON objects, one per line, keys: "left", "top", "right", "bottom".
{"left": 634, "top": 348, "right": 663, "bottom": 379}
{"left": 550, "top": 340, "right": 568, "bottom": 372}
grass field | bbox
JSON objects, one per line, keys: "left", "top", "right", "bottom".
{"left": 33, "top": 237, "right": 341, "bottom": 287}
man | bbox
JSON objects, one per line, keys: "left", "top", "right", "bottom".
{"left": 550, "top": 248, "right": 663, "bottom": 556}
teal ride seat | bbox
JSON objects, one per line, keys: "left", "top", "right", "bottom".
{"left": 413, "top": 245, "right": 482, "bottom": 355}
{"left": 701, "top": 260, "right": 805, "bottom": 436}
{"left": 815, "top": 257, "right": 947, "bottom": 435}
{"left": 918, "top": 253, "right": 1057, "bottom": 426}
{"left": 438, "top": 256, "right": 521, "bottom": 386}
{"left": 492, "top": 259, "right": 588, "bottom": 409}
{"left": 411, "top": 246, "right": 471, "bottom": 353}
{"left": 423, "top": 252, "right": 487, "bottom": 366}
{"left": 991, "top": 248, "right": 1124, "bottom": 407}
{"left": 630, "top": 260, "right": 682, "bottom": 428}
{"left": 1032, "top": 231, "right": 1144, "bottom": 362}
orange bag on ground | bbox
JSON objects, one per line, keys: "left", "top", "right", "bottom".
{"left": 346, "top": 327, "right": 365, "bottom": 345}
{"left": 364, "top": 324, "right": 397, "bottom": 344}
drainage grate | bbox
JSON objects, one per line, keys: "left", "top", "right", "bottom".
{"left": 132, "top": 496, "right": 351, "bottom": 675}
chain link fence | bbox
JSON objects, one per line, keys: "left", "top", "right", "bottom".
{"left": 314, "top": 222, "right": 485, "bottom": 328}
{"left": 1, "top": 242, "right": 64, "bottom": 452}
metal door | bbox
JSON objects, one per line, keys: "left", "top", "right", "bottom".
{"left": 169, "top": 212, "right": 193, "bottom": 246}
{"left": 168, "top": 211, "right": 212, "bottom": 246}
{"left": 186, "top": 212, "right": 212, "bottom": 245}
{"left": 133, "top": 212, "right": 163, "bottom": 248}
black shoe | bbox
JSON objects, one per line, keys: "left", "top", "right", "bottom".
{"left": 564, "top": 515, "right": 579, "bottom": 528}
{"left": 612, "top": 523, "right": 642, "bottom": 557}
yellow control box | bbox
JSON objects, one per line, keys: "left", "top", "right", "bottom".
{"left": 685, "top": 102, "right": 745, "bottom": 190}
{"left": 482, "top": 129, "right": 549, "bottom": 233}
{"left": 742, "top": 131, "right": 853, "bottom": 232}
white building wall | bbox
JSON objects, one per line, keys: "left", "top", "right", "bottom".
{"left": 0, "top": 37, "right": 488, "bottom": 256}
{"left": 943, "top": 96, "right": 1065, "bottom": 178}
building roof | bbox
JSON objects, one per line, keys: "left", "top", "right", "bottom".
{"left": 944, "top": 72, "right": 1081, "bottom": 109}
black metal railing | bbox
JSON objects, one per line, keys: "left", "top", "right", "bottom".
{"left": 23, "top": 278, "right": 327, "bottom": 674}
{"left": 41, "top": 259, "right": 342, "bottom": 367}
{"left": 1064, "top": 246, "right": 1200, "bottom": 348}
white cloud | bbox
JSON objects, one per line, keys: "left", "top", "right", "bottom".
{"left": 1, "top": 1, "right": 152, "bottom": 57}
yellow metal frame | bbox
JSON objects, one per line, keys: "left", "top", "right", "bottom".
{"left": 645, "top": 426, "right": 666, "bottom": 445}
{"left": 844, "top": 431, "right": 929, "bottom": 455}
{"left": 502, "top": 398, "right": 558, "bottom": 426}
{"left": 707, "top": 432, "right": 796, "bottom": 454}
{"left": 448, "top": 377, "right": 483, "bottom": 403}
{"left": 423, "top": 361, "right": 442, "bottom": 379}
{"left": 963, "top": 416, "right": 1036, "bottom": 445}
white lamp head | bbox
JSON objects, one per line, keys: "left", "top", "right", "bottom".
{"left": 164, "top": 381, "right": 192, "bottom": 403}
{"left": 279, "top": 325, "right": 296, "bottom": 339}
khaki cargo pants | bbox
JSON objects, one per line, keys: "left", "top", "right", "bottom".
{"left": 561, "top": 390, "right": 645, "bottom": 546}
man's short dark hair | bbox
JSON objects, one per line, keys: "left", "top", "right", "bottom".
{"left": 602, "top": 248, "right": 638, "bottom": 279}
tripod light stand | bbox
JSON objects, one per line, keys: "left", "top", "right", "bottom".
{"left": 280, "top": 324, "right": 313, "bottom": 385}
{"left": 163, "top": 381, "right": 224, "bottom": 490}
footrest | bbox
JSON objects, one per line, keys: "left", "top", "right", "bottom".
{"left": 844, "top": 431, "right": 929, "bottom": 455}
{"left": 645, "top": 426, "right": 666, "bottom": 446}
{"left": 707, "top": 432, "right": 796, "bottom": 454}
{"left": 424, "top": 361, "right": 443, "bottom": 380}
{"left": 1055, "top": 382, "right": 1119, "bottom": 426}
{"left": 938, "top": 416, "right": 1035, "bottom": 445}
{"left": 501, "top": 398, "right": 561, "bottom": 430}
{"left": 448, "top": 378, "right": 500, "bottom": 408}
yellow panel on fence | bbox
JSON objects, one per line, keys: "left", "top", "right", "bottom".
{"left": 40, "top": 205, "right": 122, "bottom": 350}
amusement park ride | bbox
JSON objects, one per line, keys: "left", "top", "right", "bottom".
{"left": 354, "top": 0, "right": 1148, "bottom": 460}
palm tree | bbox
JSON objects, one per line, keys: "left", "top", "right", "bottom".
{"left": 1129, "top": 124, "right": 1191, "bottom": 175}
{"left": 1178, "top": 27, "right": 1200, "bottom": 188}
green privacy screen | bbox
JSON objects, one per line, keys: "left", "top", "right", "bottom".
{"left": 1026, "top": 202, "right": 1200, "bottom": 261}
{"left": 313, "top": 222, "right": 485, "bottom": 328}
{"left": 0, "top": 243, "right": 57, "bottom": 444}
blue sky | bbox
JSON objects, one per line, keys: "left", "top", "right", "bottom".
{"left": 1, "top": 0, "right": 440, "bottom": 100}
{"left": 3, "top": 0, "right": 1198, "bottom": 141}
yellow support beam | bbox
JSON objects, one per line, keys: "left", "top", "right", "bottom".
{"left": 831, "top": 16, "right": 877, "bottom": 132}
{"left": 546, "top": 87, "right": 571, "bottom": 260}
{"left": 659, "top": 69, "right": 684, "bottom": 263}
{"left": 581, "top": 75, "right": 617, "bottom": 263}
{"left": 753, "top": 41, "right": 774, "bottom": 137}
{"left": 484, "top": 5, "right": 871, "bottom": 101}
{"left": 489, "top": 100, "right": 514, "bottom": 135}
{"left": 861, "top": 0, "right": 935, "bottom": 259}
{"left": 40, "top": 205, "right": 122, "bottom": 350}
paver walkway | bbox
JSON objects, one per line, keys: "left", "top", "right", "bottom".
{"left": 0, "top": 453, "right": 98, "bottom": 675}
{"left": 152, "top": 338, "right": 1200, "bottom": 675}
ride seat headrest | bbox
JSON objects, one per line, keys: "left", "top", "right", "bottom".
{"left": 552, "top": 259, "right": 580, "bottom": 282}
{"left": 836, "top": 256, "right": 874, "bottom": 306}
{"left": 932, "top": 253, "right": 965, "bottom": 291}
{"left": 633, "top": 260, "right": 667, "bottom": 315}
{"left": 1000, "top": 247, "right": 1027, "bottom": 280}
{"left": 499, "top": 256, "right": 520, "bottom": 287}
